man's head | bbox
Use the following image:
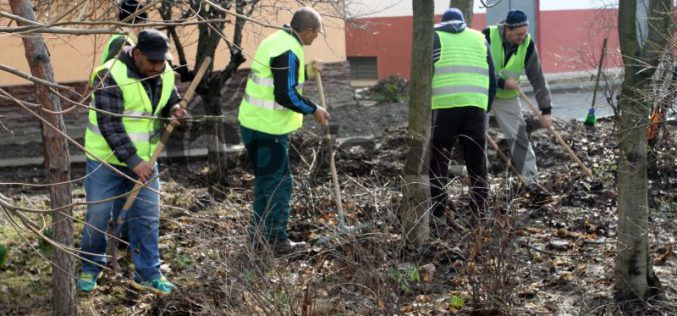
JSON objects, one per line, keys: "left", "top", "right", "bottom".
{"left": 290, "top": 7, "right": 322, "bottom": 46}
{"left": 133, "top": 29, "right": 173, "bottom": 77}
{"left": 503, "top": 10, "right": 529, "bottom": 45}
{"left": 118, "top": 0, "right": 147, "bottom": 24}
{"left": 441, "top": 7, "right": 464, "bottom": 23}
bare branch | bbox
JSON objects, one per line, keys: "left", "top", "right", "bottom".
{"left": 0, "top": 64, "right": 74, "bottom": 90}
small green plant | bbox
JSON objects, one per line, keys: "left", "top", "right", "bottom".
{"left": 450, "top": 294, "right": 465, "bottom": 309}
{"left": 0, "top": 244, "right": 7, "bottom": 266}
{"left": 388, "top": 265, "right": 421, "bottom": 294}
{"left": 38, "top": 228, "right": 52, "bottom": 253}
{"left": 176, "top": 254, "right": 194, "bottom": 270}
{"left": 382, "top": 83, "right": 402, "bottom": 102}
{"left": 407, "top": 265, "right": 420, "bottom": 283}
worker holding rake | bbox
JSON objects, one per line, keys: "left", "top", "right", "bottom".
{"left": 482, "top": 10, "right": 553, "bottom": 186}
{"left": 238, "top": 7, "right": 330, "bottom": 254}
{"left": 78, "top": 29, "right": 184, "bottom": 296}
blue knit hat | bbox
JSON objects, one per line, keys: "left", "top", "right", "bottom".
{"left": 505, "top": 10, "right": 528, "bottom": 28}
{"left": 442, "top": 8, "right": 464, "bottom": 22}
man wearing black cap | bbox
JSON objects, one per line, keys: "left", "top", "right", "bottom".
{"left": 429, "top": 8, "right": 496, "bottom": 223}
{"left": 78, "top": 29, "right": 184, "bottom": 296}
{"left": 100, "top": 0, "right": 147, "bottom": 64}
{"left": 483, "top": 9, "right": 553, "bottom": 186}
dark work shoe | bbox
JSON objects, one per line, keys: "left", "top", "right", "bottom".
{"left": 526, "top": 183, "right": 553, "bottom": 206}
{"left": 272, "top": 239, "right": 306, "bottom": 255}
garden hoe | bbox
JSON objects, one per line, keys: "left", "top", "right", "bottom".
{"left": 313, "top": 70, "right": 369, "bottom": 245}
{"left": 109, "top": 57, "right": 212, "bottom": 271}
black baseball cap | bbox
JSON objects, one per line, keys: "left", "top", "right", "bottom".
{"left": 118, "top": 0, "right": 147, "bottom": 23}
{"left": 135, "top": 29, "right": 174, "bottom": 61}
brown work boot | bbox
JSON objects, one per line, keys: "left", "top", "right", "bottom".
{"left": 272, "top": 239, "right": 306, "bottom": 255}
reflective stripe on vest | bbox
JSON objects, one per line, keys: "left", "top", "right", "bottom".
{"left": 243, "top": 94, "right": 285, "bottom": 110}
{"left": 489, "top": 25, "right": 530, "bottom": 99}
{"left": 248, "top": 73, "right": 304, "bottom": 90}
{"left": 85, "top": 58, "right": 174, "bottom": 166}
{"left": 87, "top": 122, "right": 161, "bottom": 143}
{"left": 431, "top": 29, "right": 489, "bottom": 110}
{"left": 238, "top": 30, "right": 305, "bottom": 135}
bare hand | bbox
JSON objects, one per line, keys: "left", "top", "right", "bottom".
{"left": 540, "top": 114, "right": 552, "bottom": 129}
{"left": 313, "top": 106, "right": 330, "bottom": 126}
{"left": 132, "top": 161, "right": 154, "bottom": 183}
{"left": 504, "top": 77, "right": 519, "bottom": 90}
{"left": 306, "top": 60, "right": 323, "bottom": 79}
{"left": 170, "top": 104, "right": 188, "bottom": 127}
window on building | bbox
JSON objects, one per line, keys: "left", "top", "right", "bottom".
{"left": 348, "top": 57, "right": 378, "bottom": 80}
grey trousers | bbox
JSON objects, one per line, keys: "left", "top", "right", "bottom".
{"left": 489, "top": 97, "right": 538, "bottom": 184}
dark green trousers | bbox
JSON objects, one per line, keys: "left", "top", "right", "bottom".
{"left": 240, "top": 125, "right": 292, "bottom": 243}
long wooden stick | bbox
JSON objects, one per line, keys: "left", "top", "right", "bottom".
{"left": 590, "top": 38, "right": 608, "bottom": 110}
{"left": 117, "top": 56, "right": 212, "bottom": 224}
{"left": 315, "top": 71, "right": 346, "bottom": 229}
{"left": 518, "top": 89, "right": 595, "bottom": 179}
{"left": 485, "top": 133, "right": 529, "bottom": 186}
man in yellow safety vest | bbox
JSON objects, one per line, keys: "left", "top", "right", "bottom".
{"left": 429, "top": 8, "right": 497, "bottom": 225}
{"left": 78, "top": 29, "right": 185, "bottom": 296}
{"left": 238, "top": 7, "right": 330, "bottom": 254}
{"left": 482, "top": 10, "right": 553, "bottom": 186}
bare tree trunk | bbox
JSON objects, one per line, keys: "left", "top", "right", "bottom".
{"left": 401, "top": 0, "right": 433, "bottom": 248}
{"left": 9, "top": 0, "right": 75, "bottom": 315}
{"left": 162, "top": 0, "right": 249, "bottom": 192}
{"left": 452, "top": 0, "right": 474, "bottom": 26}
{"left": 615, "top": 0, "right": 671, "bottom": 313}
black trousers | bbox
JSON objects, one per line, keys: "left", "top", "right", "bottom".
{"left": 429, "top": 106, "right": 488, "bottom": 217}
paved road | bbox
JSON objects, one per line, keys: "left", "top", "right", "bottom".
{"left": 522, "top": 85, "right": 616, "bottom": 120}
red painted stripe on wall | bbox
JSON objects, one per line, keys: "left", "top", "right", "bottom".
{"left": 345, "top": 9, "right": 620, "bottom": 79}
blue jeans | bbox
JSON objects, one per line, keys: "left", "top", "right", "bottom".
{"left": 80, "top": 159, "right": 162, "bottom": 282}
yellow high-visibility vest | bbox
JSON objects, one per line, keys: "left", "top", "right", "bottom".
{"left": 85, "top": 58, "right": 174, "bottom": 165}
{"left": 489, "top": 25, "right": 530, "bottom": 99}
{"left": 432, "top": 29, "right": 489, "bottom": 110}
{"left": 238, "top": 30, "right": 305, "bottom": 135}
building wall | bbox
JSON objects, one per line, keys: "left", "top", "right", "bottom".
{"left": 346, "top": 0, "right": 622, "bottom": 79}
{"left": 0, "top": 1, "right": 346, "bottom": 86}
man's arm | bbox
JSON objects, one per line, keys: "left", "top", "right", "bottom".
{"left": 433, "top": 32, "right": 441, "bottom": 64}
{"left": 92, "top": 71, "right": 143, "bottom": 169}
{"left": 160, "top": 86, "right": 182, "bottom": 118}
{"left": 524, "top": 40, "right": 552, "bottom": 115}
{"left": 486, "top": 41, "right": 497, "bottom": 110}
{"left": 482, "top": 28, "right": 506, "bottom": 89}
{"left": 270, "top": 51, "right": 318, "bottom": 115}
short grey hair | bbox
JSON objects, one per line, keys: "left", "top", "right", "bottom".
{"left": 290, "top": 7, "right": 322, "bottom": 32}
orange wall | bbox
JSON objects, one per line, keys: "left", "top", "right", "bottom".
{"left": 346, "top": 9, "right": 621, "bottom": 79}
{"left": 0, "top": 4, "right": 346, "bottom": 86}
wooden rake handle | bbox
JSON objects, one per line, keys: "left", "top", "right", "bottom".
{"left": 485, "top": 133, "right": 529, "bottom": 187}
{"left": 518, "top": 89, "right": 595, "bottom": 179}
{"left": 117, "top": 57, "right": 212, "bottom": 223}
{"left": 315, "top": 71, "right": 346, "bottom": 229}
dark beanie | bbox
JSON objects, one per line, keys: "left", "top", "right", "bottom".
{"left": 505, "top": 10, "right": 528, "bottom": 28}
{"left": 442, "top": 8, "right": 464, "bottom": 22}
{"left": 118, "top": 0, "right": 147, "bottom": 23}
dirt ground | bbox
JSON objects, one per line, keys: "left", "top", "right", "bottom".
{"left": 0, "top": 98, "right": 676, "bottom": 315}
